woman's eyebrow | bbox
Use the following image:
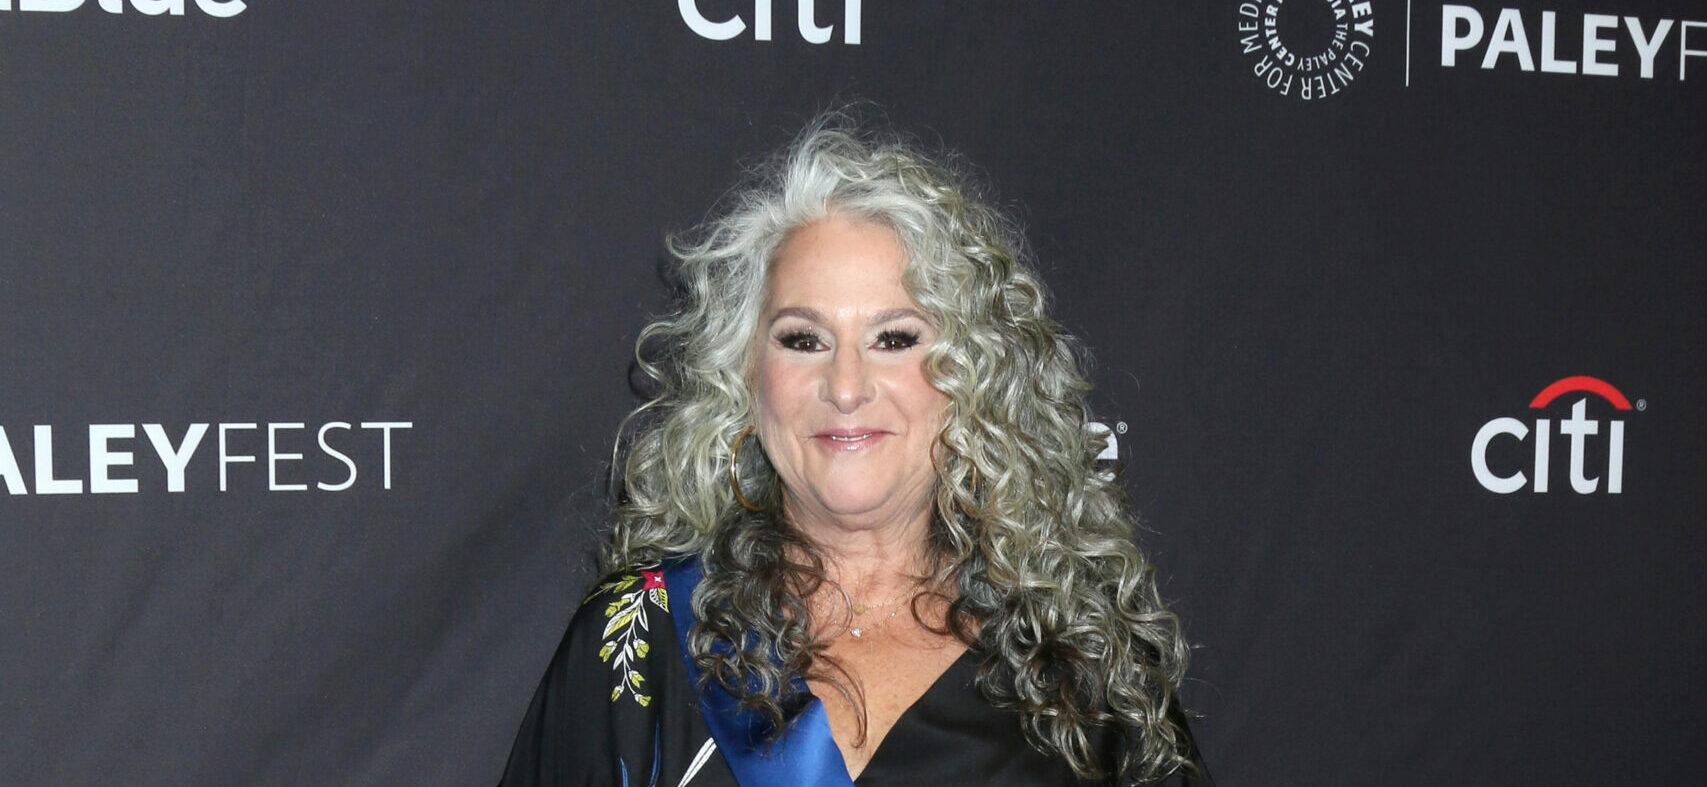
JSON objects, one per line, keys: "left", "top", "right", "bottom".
{"left": 768, "top": 306, "right": 825, "bottom": 326}
{"left": 870, "top": 307, "right": 927, "bottom": 325}
{"left": 767, "top": 306, "right": 927, "bottom": 327}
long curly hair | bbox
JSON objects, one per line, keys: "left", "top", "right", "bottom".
{"left": 602, "top": 109, "right": 1196, "bottom": 783}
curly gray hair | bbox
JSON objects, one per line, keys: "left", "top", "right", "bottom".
{"left": 603, "top": 109, "right": 1195, "bottom": 783}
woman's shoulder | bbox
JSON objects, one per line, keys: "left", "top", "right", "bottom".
{"left": 574, "top": 561, "right": 681, "bottom": 631}
{"left": 580, "top": 563, "right": 674, "bottom": 607}
{"left": 498, "top": 562, "right": 686, "bottom": 785}
{"left": 569, "top": 563, "right": 679, "bottom": 703}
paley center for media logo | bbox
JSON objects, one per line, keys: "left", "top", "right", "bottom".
{"left": 1470, "top": 376, "right": 1637, "bottom": 495}
{"left": 0, "top": 421, "right": 411, "bottom": 495}
{"left": 0, "top": 0, "right": 244, "bottom": 16}
{"left": 1238, "top": 0, "right": 1377, "bottom": 100}
{"left": 1237, "top": 2, "right": 1705, "bottom": 96}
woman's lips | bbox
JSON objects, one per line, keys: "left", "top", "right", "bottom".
{"left": 812, "top": 430, "right": 889, "bottom": 452}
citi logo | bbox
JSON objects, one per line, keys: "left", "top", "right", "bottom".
{"left": 1470, "top": 376, "right": 1635, "bottom": 495}
{"left": 679, "top": 0, "right": 861, "bottom": 44}
{"left": 0, "top": 0, "right": 245, "bottom": 16}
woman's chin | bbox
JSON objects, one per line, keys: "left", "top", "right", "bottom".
{"left": 810, "top": 485, "right": 901, "bottom": 520}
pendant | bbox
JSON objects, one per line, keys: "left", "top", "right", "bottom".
{"left": 850, "top": 627, "right": 864, "bottom": 638}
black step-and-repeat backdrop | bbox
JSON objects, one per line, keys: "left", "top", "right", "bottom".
{"left": 2, "top": 2, "right": 1702, "bottom": 783}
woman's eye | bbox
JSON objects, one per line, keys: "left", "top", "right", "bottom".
{"left": 875, "top": 330, "right": 921, "bottom": 351}
{"left": 777, "top": 331, "right": 825, "bottom": 351}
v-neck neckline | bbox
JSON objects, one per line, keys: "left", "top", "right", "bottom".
{"left": 661, "top": 557, "right": 990, "bottom": 786}
{"left": 820, "top": 645, "right": 981, "bottom": 783}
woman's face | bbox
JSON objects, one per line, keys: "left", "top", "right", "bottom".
{"left": 750, "top": 215, "right": 948, "bottom": 532}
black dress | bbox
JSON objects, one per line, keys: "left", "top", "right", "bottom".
{"left": 499, "top": 563, "right": 1212, "bottom": 786}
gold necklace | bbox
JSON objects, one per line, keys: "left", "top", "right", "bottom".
{"left": 837, "top": 581, "right": 920, "bottom": 640}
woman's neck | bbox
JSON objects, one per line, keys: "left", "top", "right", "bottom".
{"left": 781, "top": 497, "right": 934, "bottom": 600}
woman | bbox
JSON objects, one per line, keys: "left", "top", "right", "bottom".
{"left": 501, "top": 113, "right": 1211, "bottom": 786}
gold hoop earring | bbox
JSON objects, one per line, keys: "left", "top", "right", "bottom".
{"left": 729, "top": 426, "right": 767, "bottom": 513}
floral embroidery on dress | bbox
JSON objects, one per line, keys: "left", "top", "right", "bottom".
{"left": 595, "top": 565, "right": 669, "bottom": 707}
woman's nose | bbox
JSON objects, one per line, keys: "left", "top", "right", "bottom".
{"left": 822, "top": 346, "right": 874, "bottom": 413}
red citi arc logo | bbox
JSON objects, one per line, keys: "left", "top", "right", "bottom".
{"left": 1471, "top": 376, "right": 1631, "bottom": 495}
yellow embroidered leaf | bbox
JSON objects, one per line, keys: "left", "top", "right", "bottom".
{"left": 628, "top": 670, "right": 645, "bottom": 688}
{"left": 634, "top": 640, "right": 650, "bottom": 658}
{"left": 601, "top": 610, "right": 636, "bottom": 639}
{"left": 652, "top": 588, "right": 669, "bottom": 612}
{"left": 598, "top": 642, "right": 615, "bottom": 662}
{"left": 603, "top": 601, "right": 622, "bottom": 618}
{"left": 613, "top": 576, "right": 638, "bottom": 592}
{"left": 635, "top": 694, "right": 652, "bottom": 707}
{"left": 609, "top": 685, "right": 622, "bottom": 702}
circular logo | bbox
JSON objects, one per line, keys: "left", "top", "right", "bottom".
{"left": 1237, "top": 0, "right": 1376, "bottom": 100}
